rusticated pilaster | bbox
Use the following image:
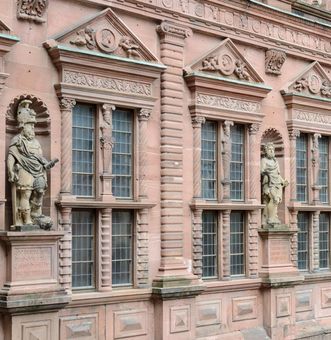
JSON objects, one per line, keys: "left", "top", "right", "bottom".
{"left": 192, "top": 209, "right": 203, "bottom": 278}
{"left": 288, "top": 128, "right": 300, "bottom": 201}
{"left": 137, "top": 208, "right": 149, "bottom": 287}
{"left": 59, "top": 207, "right": 72, "bottom": 292}
{"left": 138, "top": 108, "right": 152, "bottom": 200}
{"left": 59, "top": 98, "right": 76, "bottom": 196}
{"left": 249, "top": 123, "right": 261, "bottom": 202}
{"left": 157, "top": 21, "right": 192, "bottom": 273}
{"left": 289, "top": 210, "right": 298, "bottom": 266}
{"left": 248, "top": 210, "right": 259, "bottom": 278}
{"left": 192, "top": 116, "right": 205, "bottom": 199}
{"left": 312, "top": 210, "right": 320, "bottom": 272}
{"left": 222, "top": 210, "right": 231, "bottom": 279}
{"left": 99, "top": 208, "right": 112, "bottom": 290}
{"left": 222, "top": 121, "right": 233, "bottom": 202}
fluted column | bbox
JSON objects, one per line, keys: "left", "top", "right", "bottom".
{"left": 248, "top": 210, "right": 259, "bottom": 278}
{"left": 100, "top": 104, "right": 115, "bottom": 199}
{"left": 59, "top": 207, "right": 72, "bottom": 293}
{"left": 192, "top": 209, "right": 203, "bottom": 278}
{"left": 138, "top": 108, "right": 151, "bottom": 200}
{"left": 288, "top": 129, "right": 300, "bottom": 201}
{"left": 222, "top": 210, "right": 231, "bottom": 280}
{"left": 249, "top": 123, "right": 261, "bottom": 203}
{"left": 99, "top": 208, "right": 112, "bottom": 291}
{"left": 59, "top": 98, "right": 76, "bottom": 196}
{"left": 192, "top": 116, "right": 205, "bottom": 199}
{"left": 312, "top": 210, "right": 320, "bottom": 272}
{"left": 156, "top": 21, "right": 192, "bottom": 275}
{"left": 137, "top": 208, "right": 149, "bottom": 287}
{"left": 222, "top": 121, "right": 233, "bottom": 202}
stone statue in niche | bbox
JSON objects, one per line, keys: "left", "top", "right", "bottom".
{"left": 7, "top": 100, "right": 58, "bottom": 230}
{"left": 261, "top": 142, "right": 288, "bottom": 227}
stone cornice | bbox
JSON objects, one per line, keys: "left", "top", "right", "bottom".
{"left": 56, "top": 199, "right": 156, "bottom": 209}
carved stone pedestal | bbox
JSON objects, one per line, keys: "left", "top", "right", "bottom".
{"left": 259, "top": 226, "right": 304, "bottom": 339}
{"left": 0, "top": 231, "right": 70, "bottom": 339}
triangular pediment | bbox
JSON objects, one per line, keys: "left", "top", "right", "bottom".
{"left": 184, "top": 38, "right": 264, "bottom": 84}
{"left": 282, "top": 61, "right": 331, "bottom": 99}
{"left": 0, "top": 19, "right": 12, "bottom": 34}
{"left": 45, "top": 8, "right": 160, "bottom": 63}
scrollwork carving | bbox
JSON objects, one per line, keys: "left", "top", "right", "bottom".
{"left": 265, "top": 49, "right": 286, "bottom": 75}
{"left": 191, "top": 116, "right": 206, "bottom": 128}
{"left": 17, "top": 0, "right": 48, "bottom": 23}
{"left": 59, "top": 98, "right": 76, "bottom": 111}
{"left": 138, "top": 108, "right": 152, "bottom": 121}
{"left": 70, "top": 26, "right": 96, "bottom": 50}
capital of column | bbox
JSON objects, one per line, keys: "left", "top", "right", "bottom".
{"left": 102, "top": 104, "right": 115, "bottom": 115}
{"left": 249, "top": 123, "right": 261, "bottom": 135}
{"left": 157, "top": 21, "right": 192, "bottom": 45}
{"left": 191, "top": 115, "right": 205, "bottom": 128}
{"left": 288, "top": 128, "right": 300, "bottom": 140}
{"left": 59, "top": 97, "right": 76, "bottom": 110}
{"left": 138, "top": 108, "right": 152, "bottom": 121}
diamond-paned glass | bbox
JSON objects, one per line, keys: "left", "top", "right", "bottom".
{"left": 230, "top": 124, "right": 244, "bottom": 201}
{"left": 202, "top": 211, "right": 218, "bottom": 278}
{"left": 230, "top": 211, "right": 245, "bottom": 276}
{"left": 72, "top": 104, "right": 95, "bottom": 196}
{"left": 319, "top": 136, "right": 329, "bottom": 204}
{"left": 297, "top": 212, "right": 309, "bottom": 270}
{"left": 112, "top": 109, "right": 133, "bottom": 198}
{"left": 296, "top": 135, "right": 308, "bottom": 202}
{"left": 112, "top": 210, "right": 133, "bottom": 286}
{"left": 201, "top": 121, "right": 217, "bottom": 200}
{"left": 319, "top": 213, "right": 330, "bottom": 269}
{"left": 72, "top": 210, "right": 95, "bottom": 289}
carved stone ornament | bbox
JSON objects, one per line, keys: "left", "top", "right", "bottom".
{"left": 59, "top": 98, "right": 76, "bottom": 111}
{"left": 265, "top": 49, "right": 286, "bottom": 75}
{"left": 312, "top": 133, "right": 321, "bottom": 186}
{"left": 191, "top": 116, "right": 206, "bottom": 128}
{"left": 17, "top": 0, "right": 48, "bottom": 23}
{"left": 7, "top": 100, "right": 58, "bottom": 230}
{"left": 138, "top": 108, "right": 152, "bottom": 121}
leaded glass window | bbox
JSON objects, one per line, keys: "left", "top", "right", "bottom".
{"left": 72, "top": 104, "right": 95, "bottom": 196}
{"left": 201, "top": 121, "right": 217, "bottom": 199}
{"left": 202, "top": 211, "right": 218, "bottom": 278}
{"left": 319, "top": 136, "right": 329, "bottom": 203}
{"left": 230, "top": 211, "right": 245, "bottom": 276}
{"left": 319, "top": 213, "right": 330, "bottom": 269}
{"left": 296, "top": 135, "right": 308, "bottom": 202}
{"left": 112, "top": 210, "right": 133, "bottom": 286}
{"left": 112, "top": 109, "right": 133, "bottom": 198}
{"left": 297, "top": 212, "right": 309, "bottom": 270}
{"left": 72, "top": 210, "right": 95, "bottom": 289}
{"left": 230, "top": 124, "right": 244, "bottom": 201}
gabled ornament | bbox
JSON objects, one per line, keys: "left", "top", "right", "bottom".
{"left": 0, "top": 19, "right": 11, "bottom": 34}
{"left": 282, "top": 61, "right": 331, "bottom": 99}
{"left": 45, "top": 8, "right": 159, "bottom": 63}
{"left": 184, "top": 38, "right": 264, "bottom": 84}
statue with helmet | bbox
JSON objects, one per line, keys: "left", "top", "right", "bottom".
{"left": 7, "top": 99, "right": 58, "bottom": 230}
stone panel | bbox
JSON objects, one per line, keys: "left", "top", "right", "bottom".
{"left": 196, "top": 300, "right": 221, "bottom": 327}
{"left": 321, "top": 288, "right": 331, "bottom": 309}
{"left": 170, "top": 305, "right": 190, "bottom": 333}
{"left": 232, "top": 296, "right": 257, "bottom": 322}
{"left": 296, "top": 290, "right": 313, "bottom": 313}
{"left": 276, "top": 294, "right": 291, "bottom": 318}
{"left": 22, "top": 321, "right": 51, "bottom": 340}
{"left": 60, "top": 314, "right": 98, "bottom": 340}
{"left": 114, "top": 309, "right": 147, "bottom": 339}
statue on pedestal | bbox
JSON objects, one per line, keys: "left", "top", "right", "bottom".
{"left": 7, "top": 100, "right": 58, "bottom": 230}
{"left": 261, "top": 142, "right": 288, "bottom": 227}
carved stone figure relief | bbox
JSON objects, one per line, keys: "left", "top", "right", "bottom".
{"left": 7, "top": 100, "right": 58, "bottom": 230}
{"left": 312, "top": 133, "right": 321, "bottom": 187}
{"left": 222, "top": 121, "right": 233, "bottom": 201}
{"left": 265, "top": 49, "right": 286, "bottom": 75}
{"left": 17, "top": 0, "right": 48, "bottom": 23}
{"left": 294, "top": 75, "right": 331, "bottom": 98}
{"left": 100, "top": 104, "right": 115, "bottom": 174}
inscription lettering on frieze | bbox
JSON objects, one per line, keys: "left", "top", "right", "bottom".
{"left": 63, "top": 71, "right": 152, "bottom": 96}
{"left": 294, "top": 109, "right": 331, "bottom": 125}
{"left": 129, "top": 0, "right": 331, "bottom": 55}
{"left": 13, "top": 247, "right": 53, "bottom": 281}
{"left": 197, "top": 93, "right": 261, "bottom": 113}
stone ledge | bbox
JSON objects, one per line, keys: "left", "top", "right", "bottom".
{"left": 152, "top": 284, "right": 205, "bottom": 300}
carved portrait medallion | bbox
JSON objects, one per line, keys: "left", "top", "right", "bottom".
{"left": 308, "top": 74, "right": 322, "bottom": 94}
{"left": 95, "top": 28, "right": 117, "bottom": 53}
{"left": 218, "top": 54, "right": 235, "bottom": 75}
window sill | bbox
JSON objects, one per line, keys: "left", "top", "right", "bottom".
{"left": 288, "top": 203, "right": 331, "bottom": 211}
{"left": 190, "top": 200, "right": 264, "bottom": 211}
{"left": 303, "top": 271, "right": 331, "bottom": 283}
{"left": 202, "top": 277, "right": 262, "bottom": 294}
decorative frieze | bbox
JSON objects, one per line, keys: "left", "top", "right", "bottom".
{"left": 63, "top": 71, "right": 152, "bottom": 96}
{"left": 17, "top": 0, "right": 48, "bottom": 23}
{"left": 265, "top": 49, "right": 286, "bottom": 75}
{"left": 294, "top": 109, "right": 331, "bottom": 125}
{"left": 196, "top": 93, "right": 261, "bottom": 113}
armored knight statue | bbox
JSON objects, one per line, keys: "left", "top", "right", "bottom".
{"left": 7, "top": 99, "right": 58, "bottom": 230}
{"left": 261, "top": 142, "right": 288, "bottom": 227}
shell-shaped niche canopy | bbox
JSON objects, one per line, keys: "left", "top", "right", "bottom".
{"left": 6, "top": 94, "right": 50, "bottom": 135}
{"left": 261, "top": 128, "right": 284, "bottom": 158}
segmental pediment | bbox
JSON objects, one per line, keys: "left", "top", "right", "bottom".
{"left": 45, "top": 8, "right": 160, "bottom": 63}
{"left": 184, "top": 38, "right": 264, "bottom": 84}
{"left": 282, "top": 61, "right": 331, "bottom": 99}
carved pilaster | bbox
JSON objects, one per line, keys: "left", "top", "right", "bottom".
{"left": 59, "top": 98, "right": 76, "bottom": 196}
{"left": 59, "top": 207, "right": 72, "bottom": 293}
{"left": 157, "top": 21, "right": 192, "bottom": 47}
{"left": 249, "top": 123, "right": 261, "bottom": 202}
{"left": 248, "top": 210, "right": 259, "bottom": 278}
{"left": 312, "top": 210, "right": 320, "bottom": 272}
{"left": 288, "top": 128, "right": 300, "bottom": 201}
{"left": 289, "top": 210, "right": 298, "bottom": 267}
{"left": 138, "top": 108, "right": 151, "bottom": 200}
{"left": 222, "top": 210, "right": 231, "bottom": 280}
{"left": 192, "top": 209, "right": 203, "bottom": 278}
{"left": 221, "top": 121, "right": 233, "bottom": 202}
{"left": 192, "top": 116, "right": 205, "bottom": 199}
{"left": 99, "top": 208, "right": 112, "bottom": 290}
{"left": 137, "top": 209, "right": 149, "bottom": 287}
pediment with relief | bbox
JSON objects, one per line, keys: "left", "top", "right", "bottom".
{"left": 44, "top": 8, "right": 160, "bottom": 64}
{"left": 282, "top": 61, "right": 331, "bottom": 99}
{"left": 184, "top": 38, "right": 264, "bottom": 84}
